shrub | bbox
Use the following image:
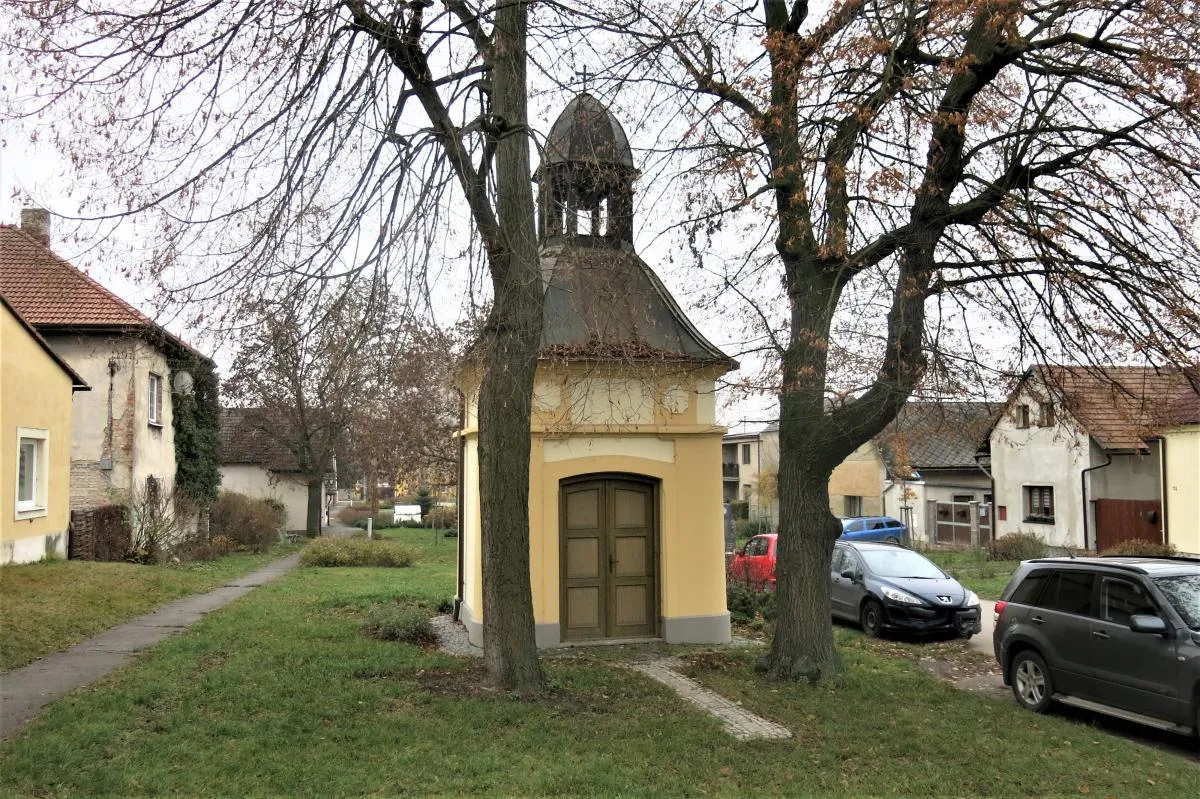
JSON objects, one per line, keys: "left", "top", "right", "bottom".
{"left": 362, "top": 605, "right": 438, "bottom": 646}
{"left": 338, "top": 505, "right": 376, "bottom": 526}
{"left": 728, "top": 500, "right": 749, "bottom": 520}
{"left": 726, "top": 580, "right": 777, "bottom": 625}
{"left": 735, "top": 517, "right": 772, "bottom": 538}
{"left": 1099, "top": 539, "right": 1178, "bottom": 557}
{"left": 986, "top": 533, "right": 1046, "bottom": 562}
{"left": 300, "top": 538, "right": 415, "bottom": 568}
{"left": 351, "top": 511, "right": 394, "bottom": 530}
{"left": 210, "top": 535, "right": 239, "bottom": 556}
{"left": 209, "top": 491, "right": 280, "bottom": 553}
{"left": 427, "top": 506, "right": 458, "bottom": 530}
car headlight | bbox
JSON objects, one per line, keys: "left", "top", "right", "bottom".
{"left": 963, "top": 590, "right": 979, "bottom": 607}
{"left": 881, "top": 586, "right": 922, "bottom": 605}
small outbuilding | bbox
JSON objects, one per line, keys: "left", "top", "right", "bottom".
{"left": 457, "top": 93, "right": 736, "bottom": 647}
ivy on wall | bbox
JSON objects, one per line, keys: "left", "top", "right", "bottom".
{"left": 170, "top": 354, "right": 221, "bottom": 503}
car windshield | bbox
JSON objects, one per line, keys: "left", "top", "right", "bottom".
{"left": 1153, "top": 575, "right": 1200, "bottom": 631}
{"left": 858, "top": 549, "right": 946, "bottom": 579}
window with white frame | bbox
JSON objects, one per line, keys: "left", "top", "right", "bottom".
{"left": 148, "top": 372, "right": 163, "bottom": 426}
{"left": 15, "top": 428, "right": 49, "bottom": 517}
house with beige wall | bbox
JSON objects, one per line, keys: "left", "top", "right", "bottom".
{"left": 1160, "top": 391, "right": 1200, "bottom": 556}
{"left": 218, "top": 408, "right": 310, "bottom": 532}
{"left": 456, "top": 93, "right": 736, "bottom": 648}
{"left": 1, "top": 297, "right": 89, "bottom": 563}
{"left": 0, "top": 211, "right": 212, "bottom": 541}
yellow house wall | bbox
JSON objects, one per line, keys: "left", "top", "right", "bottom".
{"left": 458, "top": 362, "right": 730, "bottom": 646}
{"left": 1, "top": 306, "right": 76, "bottom": 564}
{"left": 828, "top": 440, "right": 886, "bottom": 517}
{"left": 1164, "top": 426, "right": 1200, "bottom": 555}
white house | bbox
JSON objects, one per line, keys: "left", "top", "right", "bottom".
{"left": 986, "top": 365, "right": 1199, "bottom": 550}
{"left": 218, "top": 408, "right": 311, "bottom": 532}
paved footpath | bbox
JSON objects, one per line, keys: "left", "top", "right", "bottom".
{"left": 629, "top": 659, "right": 792, "bottom": 742}
{"left": 0, "top": 553, "right": 300, "bottom": 741}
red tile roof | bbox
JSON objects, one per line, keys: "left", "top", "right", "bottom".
{"left": 1040, "top": 365, "right": 1200, "bottom": 451}
{"left": 0, "top": 224, "right": 207, "bottom": 360}
{"left": 0, "top": 224, "right": 152, "bottom": 327}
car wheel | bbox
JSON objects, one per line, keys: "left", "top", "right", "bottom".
{"left": 860, "top": 599, "right": 885, "bottom": 638}
{"left": 1010, "top": 651, "right": 1053, "bottom": 713}
{"left": 885, "top": 536, "right": 900, "bottom": 545}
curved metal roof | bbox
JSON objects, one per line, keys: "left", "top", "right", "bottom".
{"left": 542, "top": 93, "right": 635, "bottom": 169}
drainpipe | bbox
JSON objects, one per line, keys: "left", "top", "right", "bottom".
{"left": 1081, "top": 452, "right": 1113, "bottom": 551}
{"left": 452, "top": 388, "right": 466, "bottom": 622}
{"left": 1157, "top": 438, "right": 1169, "bottom": 544}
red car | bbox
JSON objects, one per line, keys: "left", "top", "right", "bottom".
{"left": 728, "top": 533, "right": 777, "bottom": 590}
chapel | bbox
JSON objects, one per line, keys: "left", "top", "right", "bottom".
{"left": 457, "top": 93, "right": 736, "bottom": 646}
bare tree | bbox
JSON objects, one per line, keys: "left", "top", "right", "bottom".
{"left": 4, "top": 0, "right": 553, "bottom": 691}
{"left": 587, "top": 0, "right": 1200, "bottom": 679}
{"left": 349, "top": 320, "right": 461, "bottom": 510}
{"left": 224, "top": 288, "right": 374, "bottom": 535}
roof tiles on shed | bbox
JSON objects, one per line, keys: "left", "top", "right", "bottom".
{"left": 218, "top": 408, "right": 302, "bottom": 473}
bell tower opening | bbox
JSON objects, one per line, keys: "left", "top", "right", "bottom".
{"left": 536, "top": 93, "right": 638, "bottom": 246}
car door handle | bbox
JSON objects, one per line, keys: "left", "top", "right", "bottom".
{"left": 1030, "top": 615, "right": 1045, "bottom": 625}
{"left": 1092, "top": 630, "right": 1109, "bottom": 639}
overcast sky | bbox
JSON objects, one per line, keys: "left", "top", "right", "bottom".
{"left": 0, "top": 110, "right": 779, "bottom": 434}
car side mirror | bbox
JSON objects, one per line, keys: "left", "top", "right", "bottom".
{"left": 734, "top": 548, "right": 745, "bottom": 557}
{"left": 840, "top": 568, "right": 856, "bottom": 581}
{"left": 1129, "top": 614, "right": 1168, "bottom": 635}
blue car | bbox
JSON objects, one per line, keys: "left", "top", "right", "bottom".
{"left": 840, "top": 516, "right": 909, "bottom": 545}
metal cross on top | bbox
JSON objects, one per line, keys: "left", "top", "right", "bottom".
{"left": 574, "top": 66, "right": 592, "bottom": 92}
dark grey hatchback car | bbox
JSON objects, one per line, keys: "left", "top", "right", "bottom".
{"left": 994, "top": 556, "right": 1200, "bottom": 736}
{"left": 831, "top": 542, "right": 982, "bottom": 638}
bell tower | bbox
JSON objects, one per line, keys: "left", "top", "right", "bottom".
{"left": 536, "top": 93, "right": 638, "bottom": 244}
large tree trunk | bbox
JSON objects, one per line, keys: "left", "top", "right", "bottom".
{"left": 306, "top": 478, "right": 323, "bottom": 537}
{"left": 757, "top": 415, "right": 842, "bottom": 680}
{"left": 475, "top": 0, "right": 546, "bottom": 695}
{"left": 758, "top": 278, "right": 844, "bottom": 681}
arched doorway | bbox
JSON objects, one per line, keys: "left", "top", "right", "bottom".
{"left": 559, "top": 475, "right": 659, "bottom": 641}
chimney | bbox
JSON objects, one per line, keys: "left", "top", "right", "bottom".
{"left": 20, "top": 207, "right": 51, "bottom": 246}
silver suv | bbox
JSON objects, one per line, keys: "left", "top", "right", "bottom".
{"left": 993, "top": 556, "right": 1200, "bottom": 736}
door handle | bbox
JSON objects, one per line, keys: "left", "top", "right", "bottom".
{"left": 609, "top": 553, "right": 616, "bottom": 573}
{"left": 1092, "top": 630, "right": 1109, "bottom": 639}
{"left": 1030, "top": 615, "right": 1045, "bottom": 625}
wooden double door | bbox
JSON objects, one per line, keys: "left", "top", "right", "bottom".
{"left": 560, "top": 476, "right": 658, "bottom": 641}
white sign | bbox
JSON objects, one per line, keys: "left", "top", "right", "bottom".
{"left": 393, "top": 504, "right": 422, "bottom": 523}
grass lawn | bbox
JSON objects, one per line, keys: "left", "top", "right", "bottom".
{"left": 3, "top": 528, "right": 1196, "bottom": 797}
{"left": 922, "top": 548, "right": 1020, "bottom": 599}
{"left": 0, "top": 544, "right": 298, "bottom": 672}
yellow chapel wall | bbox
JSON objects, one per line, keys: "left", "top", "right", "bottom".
{"left": 457, "top": 362, "right": 731, "bottom": 646}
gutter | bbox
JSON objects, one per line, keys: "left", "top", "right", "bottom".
{"left": 453, "top": 388, "right": 466, "bottom": 622}
{"left": 1080, "top": 450, "right": 1114, "bottom": 550}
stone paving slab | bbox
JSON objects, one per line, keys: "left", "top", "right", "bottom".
{"left": 629, "top": 659, "right": 792, "bottom": 742}
{"left": 0, "top": 552, "right": 301, "bottom": 741}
